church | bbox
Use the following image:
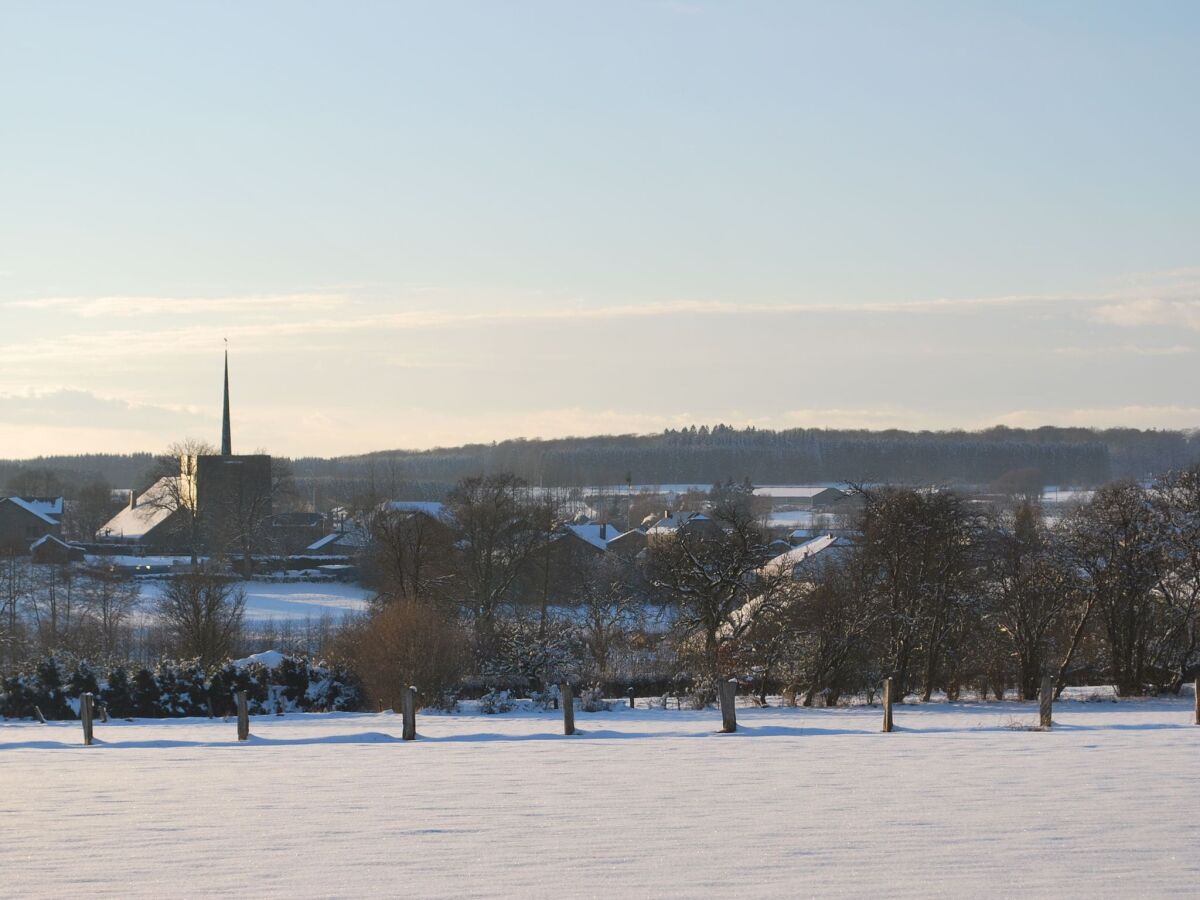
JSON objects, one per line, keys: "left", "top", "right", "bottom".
{"left": 97, "top": 352, "right": 273, "bottom": 557}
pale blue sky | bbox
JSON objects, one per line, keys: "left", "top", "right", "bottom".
{"left": 2, "top": 2, "right": 1198, "bottom": 456}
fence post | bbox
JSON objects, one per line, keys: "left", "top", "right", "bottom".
{"left": 1039, "top": 674, "right": 1053, "bottom": 729}
{"left": 401, "top": 686, "right": 417, "bottom": 741}
{"left": 81, "top": 692, "right": 94, "bottom": 746}
{"left": 561, "top": 683, "right": 575, "bottom": 736}
{"left": 882, "top": 677, "right": 894, "bottom": 733}
{"left": 1194, "top": 676, "right": 1199, "bottom": 726}
{"left": 99, "top": 703, "right": 109, "bottom": 724}
{"left": 718, "top": 679, "right": 737, "bottom": 733}
{"left": 236, "top": 690, "right": 249, "bottom": 741}
{"left": 627, "top": 687, "right": 635, "bottom": 709}
{"left": 33, "top": 705, "right": 46, "bottom": 724}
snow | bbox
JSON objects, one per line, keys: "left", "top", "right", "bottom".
{"left": 2, "top": 694, "right": 1197, "bottom": 897}
{"left": 232, "top": 649, "right": 287, "bottom": 669}
{"left": 137, "top": 580, "right": 374, "bottom": 622}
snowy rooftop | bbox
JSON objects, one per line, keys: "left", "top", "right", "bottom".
{"left": 647, "top": 510, "right": 711, "bottom": 534}
{"left": 381, "top": 500, "right": 450, "bottom": 519}
{"left": 97, "top": 477, "right": 179, "bottom": 541}
{"left": 564, "top": 521, "right": 624, "bottom": 550}
{"left": 2, "top": 496, "right": 62, "bottom": 526}
{"left": 760, "top": 533, "right": 851, "bottom": 578}
{"left": 752, "top": 485, "right": 847, "bottom": 499}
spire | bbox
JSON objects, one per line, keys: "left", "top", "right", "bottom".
{"left": 221, "top": 344, "right": 232, "bottom": 456}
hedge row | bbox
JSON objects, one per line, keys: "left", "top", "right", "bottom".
{"left": 0, "top": 655, "right": 363, "bottom": 720}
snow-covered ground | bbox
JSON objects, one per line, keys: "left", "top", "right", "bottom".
{"left": 2, "top": 693, "right": 1197, "bottom": 897}
{"left": 137, "top": 579, "right": 373, "bottom": 622}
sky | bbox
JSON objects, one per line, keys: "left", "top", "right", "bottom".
{"left": 2, "top": 1, "right": 1199, "bottom": 458}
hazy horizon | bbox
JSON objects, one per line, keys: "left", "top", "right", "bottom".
{"left": 3, "top": 2, "right": 1199, "bottom": 457}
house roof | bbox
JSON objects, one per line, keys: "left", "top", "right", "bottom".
{"left": 647, "top": 511, "right": 711, "bottom": 535}
{"left": 2, "top": 496, "right": 62, "bottom": 526}
{"left": 752, "top": 486, "right": 847, "bottom": 500}
{"left": 381, "top": 500, "right": 450, "bottom": 520}
{"left": 564, "top": 522, "right": 621, "bottom": 551}
{"left": 306, "top": 529, "right": 368, "bottom": 553}
{"left": 96, "top": 477, "right": 179, "bottom": 541}
{"left": 760, "top": 533, "right": 851, "bottom": 578}
{"left": 30, "top": 534, "right": 76, "bottom": 551}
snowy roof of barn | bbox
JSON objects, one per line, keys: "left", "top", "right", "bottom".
{"left": 3, "top": 496, "right": 63, "bottom": 526}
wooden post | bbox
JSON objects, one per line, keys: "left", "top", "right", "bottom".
{"left": 1039, "top": 674, "right": 1053, "bottom": 729}
{"left": 80, "top": 692, "right": 94, "bottom": 746}
{"left": 236, "top": 690, "right": 249, "bottom": 741}
{"left": 99, "top": 703, "right": 109, "bottom": 724}
{"left": 718, "top": 679, "right": 737, "bottom": 733}
{"left": 627, "top": 687, "right": 636, "bottom": 709}
{"left": 401, "top": 686, "right": 417, "bottom": 741}
{"left": 561, "top": 683, "right": 575, "bottom": 736}
{"left": 1194, "top": 676, "right": 1199, "bottom": 726}
{"left": 979, "top": 678, "right": 988, "bottom": 702}
{"left": 33, "top": 705, "right": 46, "bottom": 724}
{"left": 882, "top": 677, "right": 894, "bottom": 733}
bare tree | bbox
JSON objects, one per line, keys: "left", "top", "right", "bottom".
{"left": 577, "top": 555, "right": 643, "bottom": 679}
{"left": 648, "top": 499, "right": 783, "bottom": 692}
{"left": 155, "top": 571, "right": 246, "bottom": 668}
{"left": 1, "top": 550, "right": 33, "bottom": 667}
{"left": 79, "top": 569, "right": 141, "bottom": 658}
{"left": 855, "top": 487, "right": 981, "bottom": 701}
{"left": 1065, "top": 482, "right": 1161, "bottom": 696}
{"left": 26, "top": 563, "right": 81, "bottom": 654}
{"left": 446, "top": 474, "right": 553, "bottom": 650}
{"left": 367, "top": 505, "right": 456, "bottom": 607}
{"left": 141, "top": 438, "right": 217, "bottom": 566}
{"left": 1148, "top": 467, "right": 1200, "bottom": 692}
{"left": 981, "top": 501, "right": 1082, "bottom": 700}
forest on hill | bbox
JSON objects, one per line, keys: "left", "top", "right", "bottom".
{"left": 4, "top": 426, "right": 1199, "bottom": 498}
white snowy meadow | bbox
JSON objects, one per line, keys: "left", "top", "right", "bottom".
{"left": 2, "top": 691, "right": 1197, "bottom": 898}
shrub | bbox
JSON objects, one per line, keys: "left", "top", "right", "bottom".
{"left": 578, "top": 686, "right": 612, "bottom": 713}
{"left": 335, "top": 599, "right": 468, "bottom": 712}
{"left": 479, "top": 689, "right": 515, "bottom": 714}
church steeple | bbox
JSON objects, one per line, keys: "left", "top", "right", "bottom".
{"left": 221, "top": 345, "right": 232, "bottom": 456}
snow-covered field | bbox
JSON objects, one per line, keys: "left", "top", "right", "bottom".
{"left": 2, "top": 693, "right": 1197, "bottom": 898}
{"left": 137, "top": 579, "right": 373, "bottom": 622}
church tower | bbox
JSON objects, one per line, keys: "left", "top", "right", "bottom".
{"left": 221, "top": 347, "right": 232, "bottom": 456}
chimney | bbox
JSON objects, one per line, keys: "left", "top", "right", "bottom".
{"left": 600, "top": 523, "right": 607, "bottom": 540}
{"left": 129, "top": 489, "right": 137, "bottom": 509}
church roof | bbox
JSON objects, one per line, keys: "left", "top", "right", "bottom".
{"left": 97, "top": 477, "right": 179, "bottom": 541}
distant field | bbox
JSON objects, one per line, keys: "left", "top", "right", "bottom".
{"left": 2, "top": 693, "right": 1197, "bottom": 898}
{"left": 137, "top": 580, "right": 373, "bottom": 622}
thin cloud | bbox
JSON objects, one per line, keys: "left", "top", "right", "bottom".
{"left": 4, "top": 293, "right": 348, "bottom": 318}
{"left": 0, "top": 292, "right": 1125, "bottom": 365}
{"left": 1052, "top": 344, "right": 1194, "bottom": 357}
{"left": 1090, "top": 298, "right": 1200, "bottom": 331}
